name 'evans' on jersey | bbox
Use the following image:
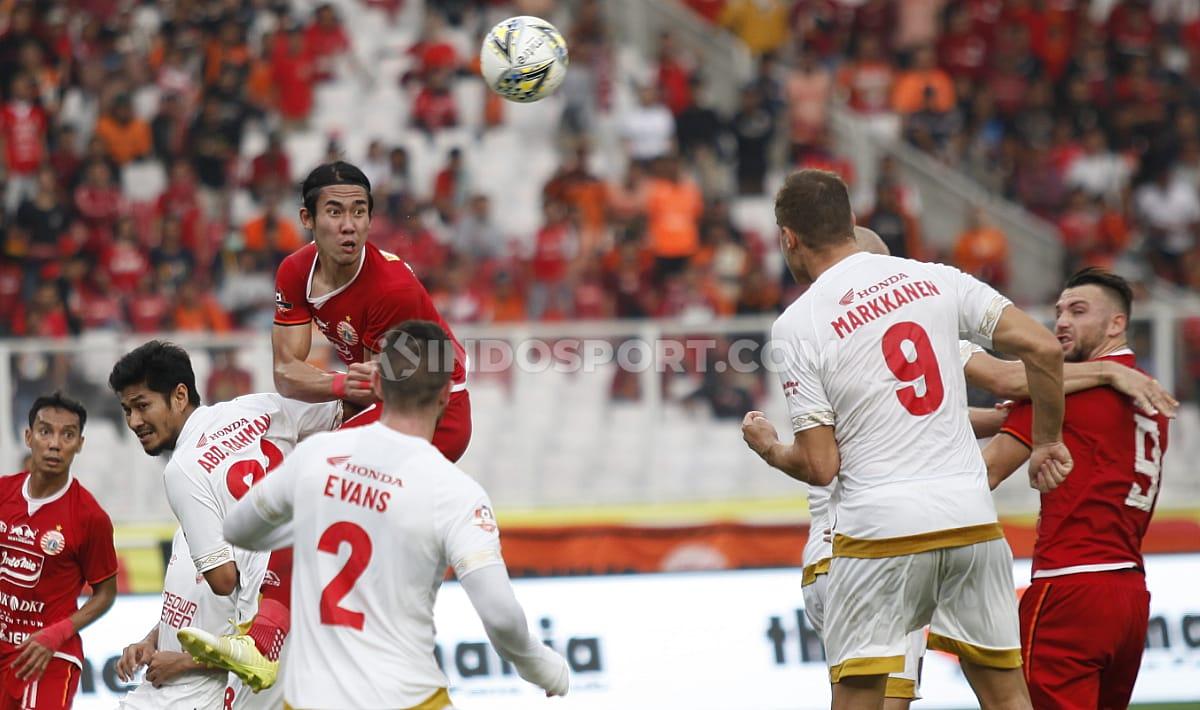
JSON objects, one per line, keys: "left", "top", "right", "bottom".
{"left": 831, "top": 271, "right": 945, "bottom": 339}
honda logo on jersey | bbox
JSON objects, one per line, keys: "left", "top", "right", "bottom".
{"left": 838, "top": 288, "right": 855, "bottom": 306}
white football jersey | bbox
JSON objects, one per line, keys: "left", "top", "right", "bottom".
{"left": 156, "top": 394, "right": 340, "bottom": 659}
{"left": 798, "top": 339, "right": 987, "bottom": 567}
{"left": 245, "top": 422, "right": 504, "bottom": 709}
{"left": 775, "top": 252, "right": 1010, "bottom": 544}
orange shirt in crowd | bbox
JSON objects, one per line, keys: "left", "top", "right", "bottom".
{"left": 645, "top": 178, "right": 703, "bottom": 258}
{"left": 173, "top": 297, "right": 231, "bottom": 332}
{"left": 95, "top": 116, "right": 151, "bottom": 165}
{"left": 953, "top": 225, "right": 1009, "bottom": 286}
{"left": 891, "top": 68, "right": 956, "bottom": 114}
{"left": 242, "top": 215, "right": 303, "bottom": 252}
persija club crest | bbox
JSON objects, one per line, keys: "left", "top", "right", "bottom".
{"left": 337, "top": 318, "right": 359, "bottom": 346}
{"left": 40, "top": 530, "right": 65, "bottom": 556}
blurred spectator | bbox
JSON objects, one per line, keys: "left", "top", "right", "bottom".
{"left": 937, "top": 4, "right": 989, "bottom": 81}
{"left": 837, "top": 34, "right": 897, "bottom": 129}
{"left": 172, "top": 278, "right": 231, "bottom": 332}
{"left": 452, "top": 194, "right": 503, "bottom": 261}
{"left": 543, "top": 146, "right": 608, "bottom": 255}
{"left": 785, "top": 49, "right": 832, "bottom": 152}
{"left": 528, "top": 199, "right": 578, "bottom": 320}
{"left": 273, "top": 26, "right": 316, "bottom": 129}
{"left": 73, "top": 160, "right": 124, "bottom": 251}
{"left": 360, "top": 139, "right": 390, "bottom": 194}
{"left": 559, "top": 40, "right": 598, "bottom": 139}
{"left": 432, "top": 148, "right": 468, "bottom": 219}
{"left": 620, "top": 85, "right": 675, "bottom": 164}
{"left": 731, "top": 86, "right": 775, "bottom": 196}
{"left": 953, "top": 207, "right": 1009, "bottom": 289}
{"left": 891, "top": 45, "right": 955, "bottom": 115}
{"left": 412, "top": 70, "right": 459, "bottom": 135}
{"left": 865, "top": 182, "right": 920, "bottom": 259}
{"left": 11, "top": 282, "right": 70, "bottom": 338}
{"left": 904, "top": 87, "right": 959, "bottom": 160}
{"left": 1, "top": 72, "right": 48, "bottom": 214}
{"left": 127, "top": 273, "right": 171, "bottom": 333}
{"left": 603, "top": 236, "right": 655, "bottom": 318}
{"left": 656, "top": 33, "right": 694, "bottom": 117}
{"left": 1135, "top": 164, "right": 1200, "bottom": 283}
{"left": 151, "top": 216, "right": 196, "bottom": 292}
{"left": 242, "top": 195, "right": 303, "bottom": 259}
{"left": 248, "top": 132, "right": 292, "bottom": 199}
{"left": 151, "top": 92, "right": 189, "bottom": 162}
{"left": 719, "top": 0, "right": 788, "bottom": 57}
{"left": 736, "top": 265, "right": 780, "bottom": 314}
{"left": 645, "top": 155, "right": 703, "bottom": 281}
{"left": 305, "top": 3, "right": 352, "bottom": 82}
{"left": 0, "top": 255, "right": 22, "bottom": 334}
{"left": 15, "top": 167, "right": 69, "bottom": 267}
{"left": 219, "top": 251, "right": 275, "bottom": 329}
{"left": 675, "top": 76, "right": 725, "bottom": 161}
{"left": 381, "top": 147, "right": 412, "bottom": 219}
{"left": 189, "top": 97, "right": 237, "bottom": 191}
{"left": 486, "top": 271, "right": 528, "bottom": 323}
{"left": 206, "top": 349, "right": 253, "bottom": 404}
{"left": 95, "top": 94, "right": 152, "bottom": 166}
{"left": 433, "top": 263, "right": 488, "bottom": 324}
{"left": 1066, "top": 128, "right": 1132, "bottom": 207}
{"left": 48, "top": 124, "right": 83, "bottom": 189}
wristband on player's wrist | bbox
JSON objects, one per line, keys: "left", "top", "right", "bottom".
{"left": 34, "top": 618, "right": 75, "bottom": 651}
{"left": 330, "top": 372, "right": 348, "bottom": 399}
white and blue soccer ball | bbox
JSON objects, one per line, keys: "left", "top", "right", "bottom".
{"left": 480, "top": 15, "right": 569, "bottom": 103}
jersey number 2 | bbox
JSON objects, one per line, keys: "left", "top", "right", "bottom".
{"left": 1125, "top": 413, "right": 1162, "bottom": 512}
{"left": 319, "top": 522, "right": 372, "bottom": 631}
{"left": 882, "top": 322, "right": 945, "bottom": 415}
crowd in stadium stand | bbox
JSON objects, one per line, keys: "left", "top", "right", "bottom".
{"left": 4, "top": 0, "right": 1200, "bottom": 345}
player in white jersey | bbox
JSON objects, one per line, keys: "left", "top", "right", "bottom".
{"left": 796, "top": 228, "right": 1179, "bottom": 707}
{"left": 219, "top": 320, "right": 568, "bottom": 710}
{"left": 743, "top": 170, "right": 1072, "bottom": 709}
{"left": 108, "top": 340, "right": 340, "bottom": 709}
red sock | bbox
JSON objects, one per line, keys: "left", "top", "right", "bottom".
{"left": 247, "top": 598, "right": 290, "bottom": 661}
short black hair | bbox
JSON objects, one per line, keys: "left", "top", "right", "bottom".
{"left": 108, "top": 340, "right": 201, "bottom": 407}
{"left": 774, "top": 169, "right": 855, "bottom": 249}
{"left": 301, "top": 161, "right": 373, "bottom": 216}
{"left": 376, "top": 320, "right": 454, "bottom": 413}
{"left": 1064, "top": 267, "right": 1133, "bottom": 317}
{"left": 28, "top": 392, "right": 87, "bottom": 431}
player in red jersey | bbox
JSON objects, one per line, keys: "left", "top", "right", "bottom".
{"left": 272, "top": 161, "right": 471, "bottom": 460}
{"left": 191, "top": 162, "right": 474, "bottom": 688}
{"left": 983, "top": 268, "right": 1167, "bottom": 709}
{"left": 0, "top": 393, "right": 118, "bottom": 709}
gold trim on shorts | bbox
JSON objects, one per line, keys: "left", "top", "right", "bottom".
{"left": 927, "top": 632, "right": 1022, "bottom": 669}
{"left": 801, "top": 557, "right": 831, "bottom": 587}
{"left": 833, "top": 522, "right": 1004, "bottom": 558}
{"left": 829, "top": 655, "right": 905, "bottom": 682}
{"left": 884, "top": 677, "right": 917, "bottom": 700}
{"left": 286, "top": 687, "right": 453, "bottom": 710}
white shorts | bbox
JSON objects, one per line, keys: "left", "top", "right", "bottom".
{"left": 804, "top": 572, "right": 924, "bottom": 699}
{"left": 823, "top": 538, "right": 1021, "bottom": 683}
{"left": 116, "top": 673, "right": 227, "bottom": 709}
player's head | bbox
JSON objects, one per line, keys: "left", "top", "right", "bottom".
{"left": 300, "top": 161, "right": 373, "bottom": 268}
{"left": 774, "top": 169, "right": 856, "bottom": 281}
{"left": 1055, "top": 267, "right": 1133, "bottom": 362}
{"left": 854, "top": 226, "right": 890, "bottom": 256}
{"left": 108, "top": 340, "right": 201, "bottom": 455}
{"left": 374, "top": 320, "right": 454, "bottom": 421}
{"left": 24, "top": 392, "right": 87, "bottom": 478}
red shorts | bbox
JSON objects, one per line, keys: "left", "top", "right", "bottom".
{"left": 0, "top": 658, "right": 79, "bottom": 710}
{"left": 1019, "top": 570, "right": 1149, "bottom": 710}
{"left": 339, "top": 388, "right": 472, "bottom": 462}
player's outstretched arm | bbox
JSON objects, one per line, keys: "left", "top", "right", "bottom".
{"left": 224, "top": 456, "right": 299, "bottom": 551}
{"left": 964, "top": 351, "right": 1177, "bottom": 417}
{"left": 968, "top": 407, "right": 1008, "bottom": 439}
{"left": 981, "top": 433, "right": 1033, "bottom": 490}
{"left": 272, "top": 324, "right": 376, "bottom": 405}
{"left": 742, "top": 412, "right": 840, "bottom": 486}
{"left": 988, "top": 306, "right": 1072, "bottom": 488}
{"left": 461, "top": 565, "right": 569, "bottom": 698}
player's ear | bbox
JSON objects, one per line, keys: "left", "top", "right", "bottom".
{"left": 370, "top": 367, "right": 384, "bottom": 400}
{"left": 437, "top": 380, "right": 452, "bottom": 412}
{"left": 299, "top": 207, "right": 313, "bottom": 230}
{"left": 1108, "top": 311, "right": 1128, "bottom": 338}
{"left": 171, "top": 383, "right": 189, "bottom": 413}
{"left": 23, "top": 428, "right": 32, "bottom": 451}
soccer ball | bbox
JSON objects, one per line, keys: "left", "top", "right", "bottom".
{"left": 479, "top": 15, "right": 569, "bottom": 103}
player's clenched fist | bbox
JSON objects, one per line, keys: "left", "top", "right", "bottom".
{"left": 116, "top": 638, "right": 155, "bottom": 682}
{"left": 1028, "top": 441, "right": 1073, "bottom": 493}
{"left": 344, "top": 361, "right": 379, "bottom": 406}
{"left": 742, "top": 411, "right": 780, "bottom": 458}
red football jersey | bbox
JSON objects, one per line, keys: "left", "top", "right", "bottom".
{"left": 274, "top": 242, "right": 467, "bottom": 388}
{"left": 0, "top": 473, "right": 118, "bottom": 667}
{"left": 1000, "top": 350, "right": 1168, "bottom": 578}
